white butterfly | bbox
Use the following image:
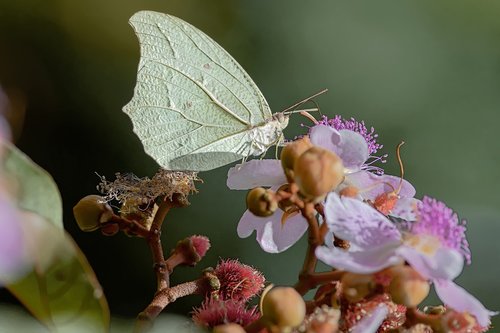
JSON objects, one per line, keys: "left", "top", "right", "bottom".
{"left": 123, "top": 11, "right": 290, "bottom": 171}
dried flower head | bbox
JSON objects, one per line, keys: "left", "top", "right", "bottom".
{"left": 214, "top": 259, "right": 265, "bottom": 301}
{"left": 192, "top": 298, "right": 259, "bottom": 328}
{"left": 97, "top": 169, "right": 200, "bottom": 221}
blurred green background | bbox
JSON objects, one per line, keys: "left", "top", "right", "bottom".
{"left": 0, "top": 0, "right": 499, "bottom": 329}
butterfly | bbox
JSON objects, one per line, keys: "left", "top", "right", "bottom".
{"left": 123, "top": 10, "right": 290, "bottom": 171}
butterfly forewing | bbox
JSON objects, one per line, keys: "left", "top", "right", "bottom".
{"left": 123, "top": 11, "right": 275, "bottom": 171}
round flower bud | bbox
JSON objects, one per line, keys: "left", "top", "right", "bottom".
{"left": 387, "top": 266, "right": 429, "bottom": 307}
{"left": 246, "top": 187, "right": 277, "bottom": 217}
{"left": 280, "top": 137, "right": 313, "bottom": 182}
{"left": 261, "top": 286, "right": 306, "bottom": 329}
{"left": 341, "top": 272, "right": 376, "bottom": 303}
{"left": 294, "top": 147, "right": 344, "bottom": 202}
{"left": 73, "top": 195, "right": 113, "bottom": 232}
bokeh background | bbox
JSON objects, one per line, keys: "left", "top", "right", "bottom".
{"left": 1, "top": 0, "right": 499, "bottom": 330}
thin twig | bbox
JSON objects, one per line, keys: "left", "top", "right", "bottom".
{"left": 147, "top": 199, "right": 173, "bottom": 291}
{"left": 134, "top": 276, "right": 214, "bottom": 333}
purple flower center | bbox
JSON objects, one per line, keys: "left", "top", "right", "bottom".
{"left": 413, "top": 196, "right": 471, "bottom": 264}
{"left": 316, "top": 115, "right": 383, "bottom": 155}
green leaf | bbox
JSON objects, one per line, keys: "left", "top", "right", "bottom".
{"left": 2, "top": 143, "right": 63, "bottom": 228}
{"left": 2, "top": 143, "right": 110, "bottom": 332}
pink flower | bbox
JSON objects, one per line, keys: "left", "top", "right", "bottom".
{"left": 316, "top": 193, "right": 496, "bottom": 327}
{"left": 227, "top": 120, "right": 403, "bottom": 253}
{"left": 227, "top": 159, "right": 308, "bottom": 253}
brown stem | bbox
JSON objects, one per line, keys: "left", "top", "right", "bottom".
{"left": 294, "top": 202, "right": 322, "bottom": 295}
{"left": 148, "top": 199, "right": 173, "bottom": 291}
{"left": 134, "top": 276, "right": 213, "bottom": 333}
{"left": 164, "top": 252, "right": 186, "bottom": 273}
{"left": 107, "top": 214, "right": 150, "bottom": 238}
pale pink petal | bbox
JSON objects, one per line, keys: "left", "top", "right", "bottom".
{"left": 337, "top": 130, "right": 370, "bottom": 171}
{"left": 351, "top": 304, "right": 389, "bottom": 333}
{"left": 227, "top": 159, "right": 286, "bottom": 190}
{"left": 310, "top": 125, "right": 369, "bottom": 170}
{"left": 345, "top": 171, "right": 416, "bottom": 200}
{"left": 397, "top": 245, "right": 463, "bottom": 281}
{"left": 434, "top": 280, "right": 497, "bottom": 328}
{"left": 309, "top": 124, "right": 342, "bottom": 152}
{"left": 237, "top": 209, "right": 308, "bottom": 253}
{"left": 316, "top": 243, "right": 402, "bottom": 274}
{"left": 324, "top": 193, "right": 401, "bottom": 249}
{"left": 391, "top": 197, "right": 420, "bottom": 221}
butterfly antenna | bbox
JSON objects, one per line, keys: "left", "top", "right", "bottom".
{"left": 282, "top": 88, "right": 328, "bottom": 114}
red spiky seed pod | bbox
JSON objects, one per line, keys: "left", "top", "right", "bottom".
{"left": 214, "top": 259, "right": 265, "bottom": 302}
{"left": 192, "top": 299, "right": 259, "bottom": 329}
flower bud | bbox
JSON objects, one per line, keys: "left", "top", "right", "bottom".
{"left": 280, "top": 137, "right": 313, "bottom": 182}
{"left": 387, "top": 266, "right": 429, "bottom": 307}
{"left": 73, "top": 195, "right": 113, "bottom": 232}
{"left": 246, "top": 187, "right": 277, "bottom": 217}
{"left": 341, "top": 272, "right": 376, "bottom": 303}
{"left": 294, "top": 147, "right": 344, "bottom": 202}
{"left": 261, "top": 286, "right": 306, "bottom": 329}
{"left": 171, "top": 235, "right": 211, "bottom": 267}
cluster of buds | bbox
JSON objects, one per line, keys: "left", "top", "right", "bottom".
{"left": 246, "top": 137, "right": 346, "bottom": 219}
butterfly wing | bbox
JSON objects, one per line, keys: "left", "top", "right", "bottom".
{"left": 123, "top": 11, "right": 273, "bottom": 171}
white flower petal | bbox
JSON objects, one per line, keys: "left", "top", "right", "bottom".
{"left": 345, "top": 171, "right": 416, "bottom": 201}
{"left": 324, "top": 193, "right": 401, "bottom": 249}
{"left": 237, "top": 209, "right": 308, "bottom": 253}
{"left": 434, "top": 280, "right": 497, "bottom": 328}
{"left": 315, "top": 243, "right": 402, "bottom": 274}
{"left": 227, "top": 159, "right": 286, "bottom": 190}
{"left": 309, "top": 124, "right": 342, "bottom": 152}
{"left": 337, "top": 130, "right": 369, "bottom": 171}
{"left": 397, "top": 245, "right": 464, "bottom": 281}
{"left": 310, "top": 125, "right": 369, "bottom": 170}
